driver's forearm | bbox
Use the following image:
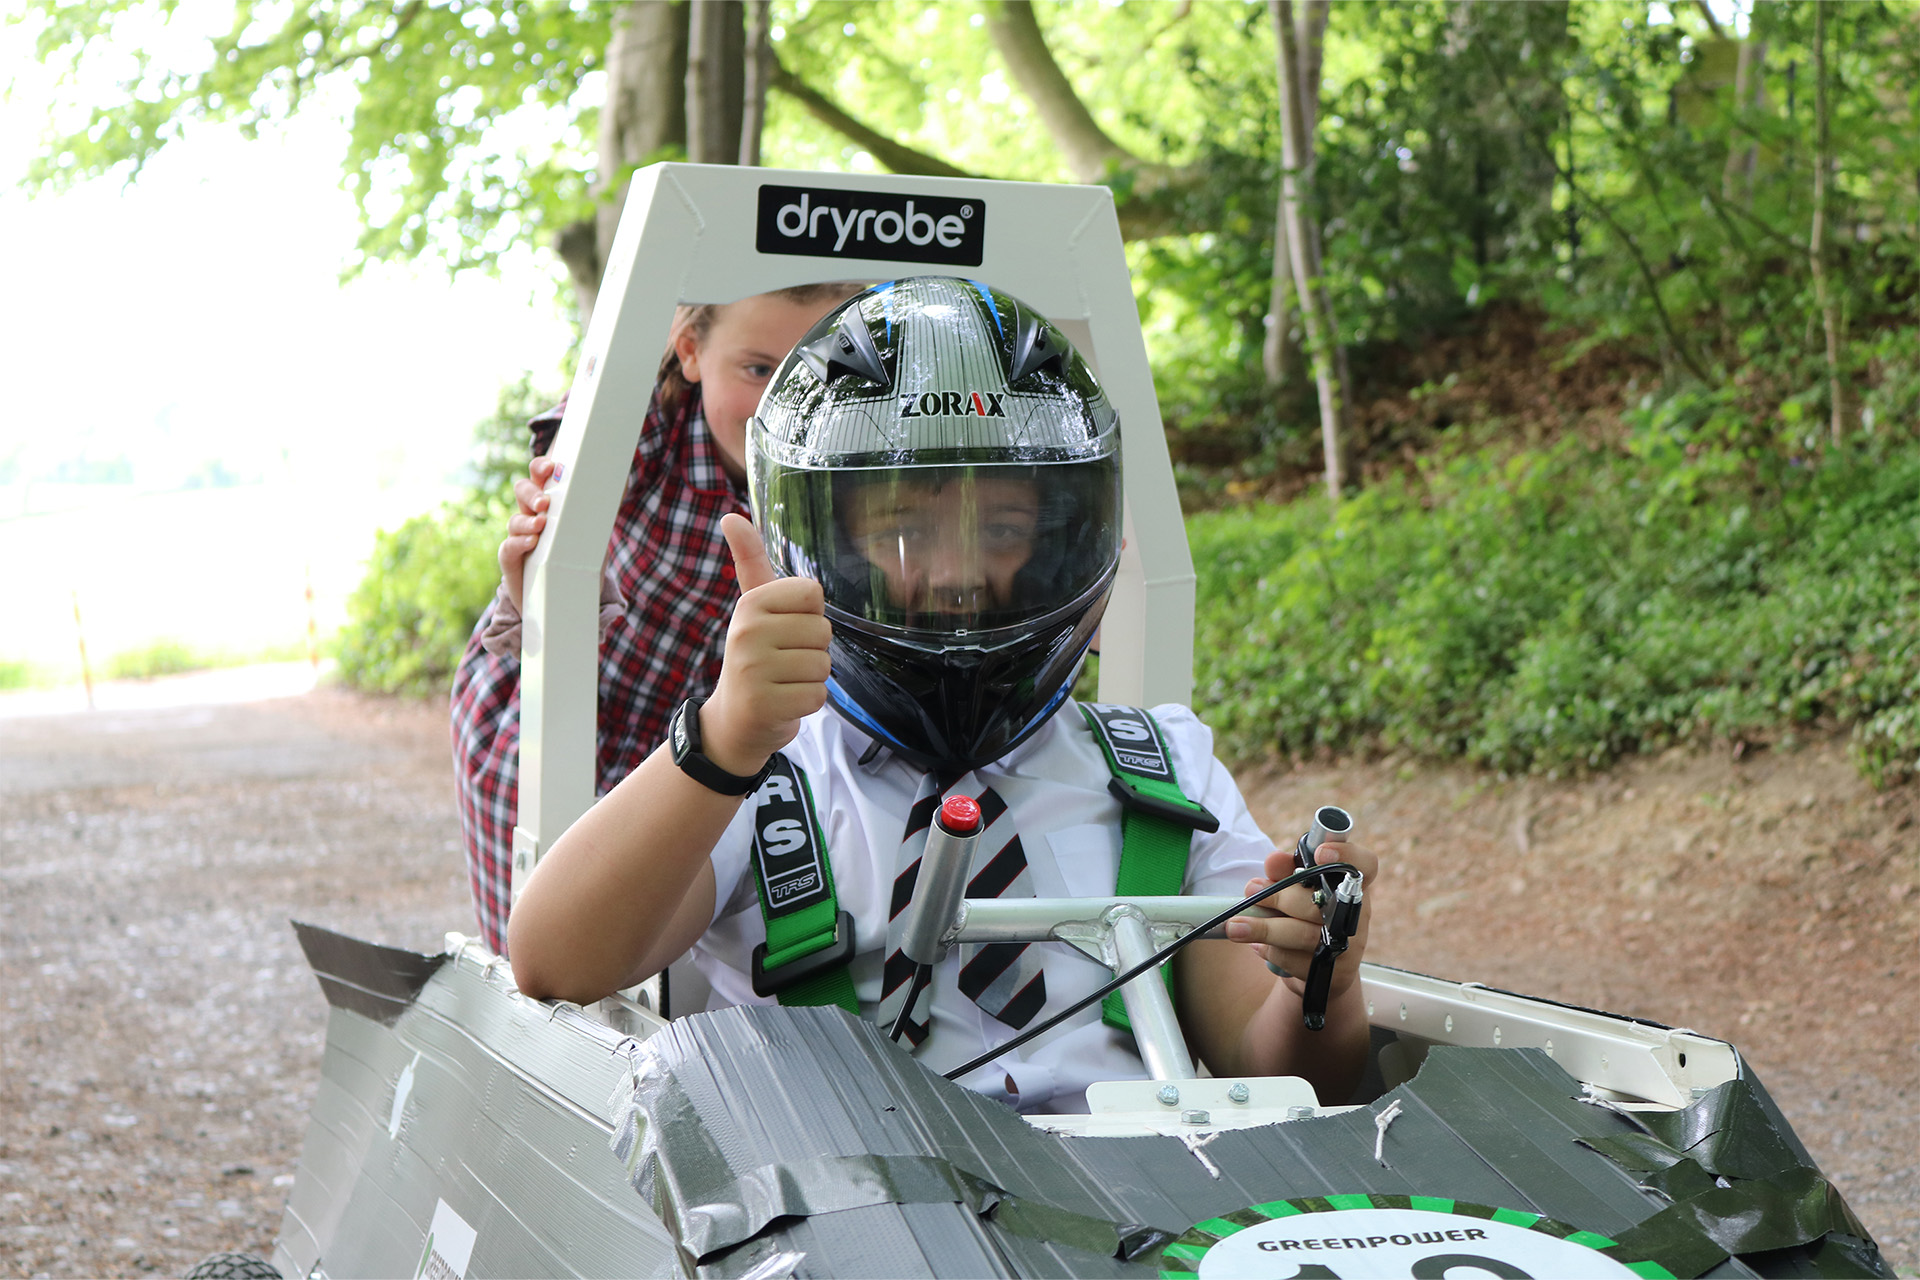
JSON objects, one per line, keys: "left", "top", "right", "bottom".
{"left": 507, "top": 744, "right": 735, "bottom": 1004}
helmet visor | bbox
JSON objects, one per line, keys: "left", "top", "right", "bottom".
{"left": 761, "top": 459, "right": 1120, "bottom": 638}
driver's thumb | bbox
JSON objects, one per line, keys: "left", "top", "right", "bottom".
{"left": 720, "top": 513, "right": 779, "bottom": 593}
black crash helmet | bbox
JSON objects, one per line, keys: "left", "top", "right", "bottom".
{"left": 747, "top": 275, "right": 1121, "bottom": 773}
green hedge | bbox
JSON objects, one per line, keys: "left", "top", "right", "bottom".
{"left": 334, "top": 507, "right": 501, "bottom": 697}
{"left": 1190, "top": 442, "right": 1920, "bottom": 786}
{"left": 334, "top": 377, "right": 545, "bottom": 697}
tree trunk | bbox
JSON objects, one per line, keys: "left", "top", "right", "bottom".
{"left": 739, "top": 0, "right": 771, "bottom": 166}
{"left": 1271, "top": 0, "right": 1351, "bottom": 500}
{"left": 686, "top": 1, "right": 745, "bottom": 165}
{"left": 1295, "top": 0, "right": 1327, "bottom": 137}
{"left": 1808, "top": 0, "right": 1846, "bottom": 443}
{"left": 557, "top": 0, "right": 688, "bottom": 329}
{"left": 1262, "top": 211, "right": 1295, "bottom": 387}
{"left": 1263, "top": 1, "right": 1326, "bottom": 389}
{"left": 1722, "top": 36, "right": 1768, "bottom": 204}
{"left": 987, "top": 1, "right": 1133, "bottom": 183}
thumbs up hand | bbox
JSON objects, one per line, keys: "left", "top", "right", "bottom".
{"left": 699, "top": 513, "right": 833, "bottom": 775}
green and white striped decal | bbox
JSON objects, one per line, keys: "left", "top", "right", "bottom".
{"left": 1155, "top": 1194, "right": 1677, "bottom": 1279}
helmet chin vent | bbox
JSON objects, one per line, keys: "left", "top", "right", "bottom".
{"left": 797, "top": 310, "right": 892, "bottom": 387}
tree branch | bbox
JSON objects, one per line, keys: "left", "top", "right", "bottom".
{"left": 1692, "top": 0, "right": 1727, "bottom": 41}
{"left": 316, "top": 0, "right": 428, "bottom": 79}
{"left": 768, "top": 59, "right": 979, "bottom": 179}
{"left": 981, "top": 1, "right": 1205, "bottom": 238}
{"left": 770, "top": 16, "right": 1206, "bottom": 243}
{"left": 985, "top": 0, "right": 1136, "bottom": 182}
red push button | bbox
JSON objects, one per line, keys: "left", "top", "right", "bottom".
{"left": 938, "top": 794, "right": 981, "bottom": 834}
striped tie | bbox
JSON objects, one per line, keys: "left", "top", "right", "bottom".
{"left": 877, "top": 770, "right": 1049, "bottom": 1048}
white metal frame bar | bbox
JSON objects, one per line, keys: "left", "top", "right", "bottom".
{"left": 512, "top": 163, "right": 1196, "bottom": 902}
{"left": 1359, "top": 964, "right": 1741, "bottom": 1109}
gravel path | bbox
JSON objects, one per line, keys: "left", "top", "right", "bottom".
{"left": 1, "top": 686, "right": 471, "bottom": 1278}
{"left": 1, "top": 681, "right": 1912, "bottom": 1277}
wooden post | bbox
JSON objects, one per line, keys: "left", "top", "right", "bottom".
{"left": 306, "top": 565, "right": 320, "bottom": 672}
{"left": 71, "top": 591, "right": 95, "bottom": 711}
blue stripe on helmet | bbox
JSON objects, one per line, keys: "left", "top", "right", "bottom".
{"left": 827, "top": 675, "right": 911, "bottom": 749}
{"left": 969, "top": 279, "right": 1004, "bottom": 336}
{"left": 874, "top": 278, "right": 897, "bottom": 346}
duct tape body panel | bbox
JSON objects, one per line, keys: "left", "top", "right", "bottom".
{"left": 277, "top": 924, "right": 678, "bottom": 1279}
{"left": 275, "top": 928, "right": 1889, "bottom": 1279}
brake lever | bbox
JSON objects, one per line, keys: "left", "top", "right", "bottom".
{"left": 1301, "top": 872, "right": 1364, "bottom": 1030}
{"left": 1280, "top": 805, "right": 1360, "bottom": 1031}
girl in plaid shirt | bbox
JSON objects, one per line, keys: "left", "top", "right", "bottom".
{"left": 450, "top": 284, "right": 861, "bottom": 955}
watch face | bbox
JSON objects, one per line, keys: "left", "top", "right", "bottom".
{"left": 672, "top": 701, "right": 693, "bottom": 757}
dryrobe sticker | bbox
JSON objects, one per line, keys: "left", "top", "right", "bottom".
{"left": 757, "top": 184, "right": 984, "bottom": 266}
{"left": 1083, "top": 703, "right": 1175, "bottom": 783}
{"left": 750, "top": 757, "right": 832, "bottom": 913}
{"left": 414, "top": 1199, "right": 477, "bottom": 1280}
{"left": 1156, "top": 1196, "right": 1676, "bottom": 1279}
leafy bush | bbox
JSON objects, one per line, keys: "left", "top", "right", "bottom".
{"left": 105, "top": 638, "right": 206, "bottom": 681}
{"left": 333, "top": 377, "right": 549, "bottom": 697}
{"left": 334, "top": 508, "right": 502, "bottom": 696}
{"left": 1191, "top": 439, "right": 1920, "bottom": 785}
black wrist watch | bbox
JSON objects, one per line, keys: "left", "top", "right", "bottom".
{"left": 668, "top": 696, "right": 773, "bottom": 796}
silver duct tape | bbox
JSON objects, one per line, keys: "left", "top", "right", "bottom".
{"left": 281, "top": 928, "right": 680, "bottom": 1279}
{"left": 624, "top": 1009, "right": 1132, "bottom": 1230}
{"left": 680, "top": 1155, "right": 985, "bottom": 1260}
{"left": 615, "top": 1003, "right": 1862, "bottom": 1278}
{"left": 282, "top": 931, "right": 1866, "bottom": 1279}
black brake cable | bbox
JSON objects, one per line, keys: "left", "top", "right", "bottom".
{"left": 940, "top": 861, "right": 1360, "bottom": 1082}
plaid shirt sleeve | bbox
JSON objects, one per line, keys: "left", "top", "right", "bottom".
{"left": 449, "top": 384, "right": 745, "bottom": 956}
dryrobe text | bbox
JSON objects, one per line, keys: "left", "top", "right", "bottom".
{"left": 756, "top": 186, "right": 985, "bottom": 266}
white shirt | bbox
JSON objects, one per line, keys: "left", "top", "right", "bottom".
{"left": 691, "top": 700, "right": 1275, "bottom": 1113}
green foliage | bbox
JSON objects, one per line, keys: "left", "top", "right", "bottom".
{"left": 96, "top": 638, "right": 304, "bottom": 681}
{"left": 332, "top": 375, "right": 547, "bottom": 696}
{"left": 1315, "top": 1, "right": 1570, "bottom": 346}
{"left": 1191, "top": 440, "right": 1920, "bottom": 787}
{"left": 22, "top": 0, "right": 608, "bottom": 275}
{"left": 0, "top": 658, "right": 36, "bottom": 691}
{"left": 333, "top": 504, "right": 501, "bottom": 696}
{"left": 457, "top": 371, "right": 551, "bottom": 521}
{"left": 1535, "top": 4, "right": 1920, "bottom": 404}
{"left": 102, "top": 637, "right": 202, "bottom": 681}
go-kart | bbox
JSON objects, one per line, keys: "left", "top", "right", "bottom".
{"left": 220, "top": 166, "right": 1889, "bottom": 1280}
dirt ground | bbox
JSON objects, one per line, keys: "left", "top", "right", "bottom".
{"left": 1, "top": 682, "right": 1914, "bottom": 1278}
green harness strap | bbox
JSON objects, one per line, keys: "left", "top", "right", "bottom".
{"left": 1077, "top": 704, "right": 1219, "bottom": 1032}
{"left": 745, "top": 755, "right": 859, "bottom": 1014}
{"left": 745, "top": 710, "right": 1218, "bottom": 1035}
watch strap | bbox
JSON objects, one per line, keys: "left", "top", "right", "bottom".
{"left": 669, "top": 696, "right": 772, "bottom": 796}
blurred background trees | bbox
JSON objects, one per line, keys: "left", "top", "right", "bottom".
{"left": 25, "top": 0, "right": 1920, "bottom": 473}
{"left": 18, "top": 0, "right": 1920, "bottom": 781}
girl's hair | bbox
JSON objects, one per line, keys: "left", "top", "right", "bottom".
{"left": 656, "top": 281, "right": 868, "bottom": 416}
